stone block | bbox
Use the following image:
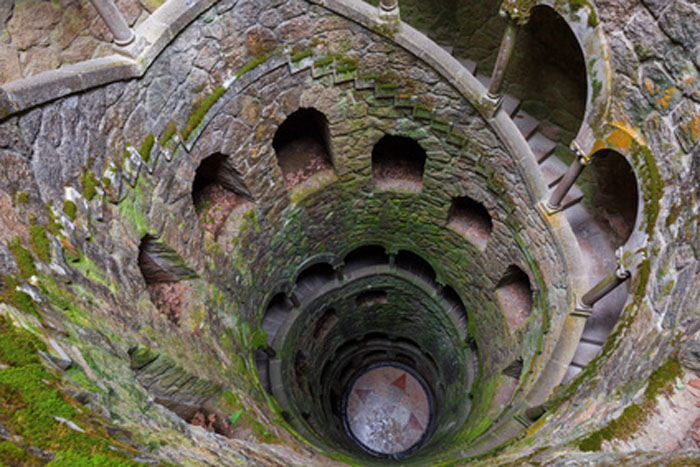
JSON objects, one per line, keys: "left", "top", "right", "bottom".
{"left": 641, "top": 62, "right": 683, "bottom": 115}
{"left": 673, "top": 100, "right": 700, "bottom": 152}
{"left": 659, "top": 0, "right": 700, "bottom": 54}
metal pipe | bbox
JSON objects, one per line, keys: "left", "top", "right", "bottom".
{"left": 89, "top": 0, "right": 135, "bottom": 46}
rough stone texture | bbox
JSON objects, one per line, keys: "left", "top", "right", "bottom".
{"left": 0, "top": 0, "right": 698, "bottom": 465}
{"left": 0, "top": 0, "right": 153, "bottom": 85}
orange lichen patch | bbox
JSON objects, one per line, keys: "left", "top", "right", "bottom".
{"left": 609, "top": 121, "right": 647, "bottom": 148}
{"left": 591, "top": 139, "right": 606, "bottom": 154}
{"left": 655, "top": 87, "right": 677, "bottom": 110}
{"left": 681, "top": 115, "right": 700, "bottom": 142}
{"left": 644, "top": 78, "right": 655, "bottom": 96}
{"left": 606, "top": 129, "right": 633, "bottom": 152}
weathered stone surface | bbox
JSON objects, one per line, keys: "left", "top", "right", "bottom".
{"left": 7, "top": 0, "right": 62, "bottom": 50}
{"left": 674, "top": 100, "right": 700, "bottom": 152}
{"left": 659, "top": 0, "right": 700, "bottom": 54}
{"left": 641, "top": 0, "right": 671, "bottom": 17}
{"left": 641, "top": 62, "right": 684, "bottom": 114}
{"left": 246, "top": 26, "right": 276, "bottom": 57}
{"left": 0, "top": 43, "right": 20, "bottom": 83}
{"left": 624, "top": 9, "right": 671, "bottom": 60}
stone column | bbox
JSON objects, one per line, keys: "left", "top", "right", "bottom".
{"left": 573, "top": 255, "right": 631, "bottom": 318}
{"left": 89, "top": 0, "right": 135, "bottom": 46}
{"left": 487, "top": 20, "right": 518, "bottom": 100}
{"left": 379, "top": 0, "right": 400, "bottom": 23}
{"left": 544, "top": 144, "right": 592, "bottom": 213}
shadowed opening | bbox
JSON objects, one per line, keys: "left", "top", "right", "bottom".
{"left": 372, "top": 135, "right": 426, "bottom": 191}
{"left": 273, "top": 108, "right": 333, "bottom": 188}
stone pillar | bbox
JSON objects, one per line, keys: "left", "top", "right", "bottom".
{"left": 379, "top": 0, "right": 400, "bottom": 23}
{"left": 487, "top": 20, "right": 518, "bottom": 100}
{"left": 89, "top": 0, "right": 135, "bottom": 46}
{"left": 573, "top": 253, "right": 631, "bottom": 318}
{"left": 544, "top": 143, "right": 591, "bottom": 214}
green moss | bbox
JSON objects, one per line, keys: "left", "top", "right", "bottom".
{"left": 8, "top": 237, "right": 37, "bottom": 279}
{"left": 139, "top": 134, "right": 155, "bottom": 163}
{"left": 45, "top": 203, "right": 63, "bottom": 236}
{"left": 63, "top": 201, "right": 77, "bottom": 221}
{"left": 644, "top": 358, "right": 682, "bottom": 400}
{"left": 29, "top": 224, "right": 51, "bottom": 263}
{"left": 569, "top": 0, "right": 598, "bottom": 26}
{"left": 290, "top": 49, "right": 313, "bottom": 63}
{"left": 81, "top": 171, "right": 98, "bottom": 201}
{"left": 591, "top": 78, "right": 602, "bottom": 102}
{"left": 182, "top": 86, "right": 227, "bottom": 140}
{"left": 159, "top": 121, "right": 178, "bottom": 147}
{"left": 2, "top": 276, "right": 37, "bottom": 317}
{"left": 665, "top": 202, "right": 681, "bottom": 228}
{"left": 578, "top": 358, "right": 682, "bottom": 451}
{"left": 68, "top": 251, "right": 115, "bottom": 293}
{"left": 0, "top": 316, "right": 136, "bottom": 464}
{"left": 219, "top": 391, "right": 280, "bottom": 444}
{"left": 14, "top": 192, "right": 29, "bottom": 206}
{"left": 632, "top": 143, "right": 664, "bottom": 236}
{"left": 0, "top": 440, "right": 34, "bottom": 465}
{"left": 0, "top": 315, "right": 45, "bottom": 366}
{"left": 236, "top": 49, "right": 277, "bottom": 78}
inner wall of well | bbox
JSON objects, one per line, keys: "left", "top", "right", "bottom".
{"left": 159, "top": 6, "right": 573, "bottom": 457}
{"left": 276, "top": 272, "right": 471, "bottom": 458}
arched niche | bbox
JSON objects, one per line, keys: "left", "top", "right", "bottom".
{"left": 342, "top": 245, "right": 389, "bottom": 275}
{"left": 137, "top": 235, "right": 198, "bottom": 326}
{"left": 395, "top": 250, "right": 437, "bottom": 285}
{"left": 579, "top": 149, "right": 639, "bottom": 247}
{"left": 273, "top": 108, "right": 333, "bottom": 188}
{"left": 192, "top": 153, "right": 252, "bottom": 237}
{"left": 448, "top": 195, "right": 493, "bottom": 251}
{"left": 294, "top": 262, "right": 336, "bottom": 299}
{"left": 261, "top": 292, "right": 295, "bottom": 346}
{"left": 505, "top": 5, "right": 588, "bottom": 147}
{"left": 495, "top": 265, "right": 533, "bottom": 334}
{"left": 372, "top": 135, "right": 426, "bottom": 191}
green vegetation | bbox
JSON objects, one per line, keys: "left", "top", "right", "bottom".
{"left": 183, "top": 86, "right": 227, "bottom": 140}
{"left": 29, "top": 224, "right": 51, "bottom": 263}
{"left": 0, "top": 316, "right": 136, "bottom": 465}
{"left": 81, "top": 170, "right": 99, "bottom": 201}
{"left": 236, "top": 49, "right": 277, "bottom": 78}
{"left": 139, "top": 134, "right": 155, "bottom": 163}
{"left": 159, "top": 121, "right": 178, "bottom": 147}
{"left": 578, "top": 358, "right": 682, "bottom": 451}
{"left": 220, "top": 391, "right": 279, "bottom": 444}
{"left": 63, "top": 201, "right": 77, "bottom": 221}
{"left": 290, "top": 49, "right": 313, "bottom": 63}
{"left": 2, "top": 276, "right": 39, "bottom": 317}
{"left": 8, "top": 237, "right": 37, "bottom": 279}
{"left": 15, "top": 191, "right": 29, "bottom": 206}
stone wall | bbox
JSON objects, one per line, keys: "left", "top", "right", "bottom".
{"left": 0, "top": 0, "right": 158, "bottom": 85}
{"left": 0, "top": 0, "right": 698, "bottom": 464}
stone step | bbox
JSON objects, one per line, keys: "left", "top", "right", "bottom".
{"left": 512, "top": 109, "right": 539, "bottom": 139}
{"left": 561, "top": 193, "right": 584, "bottom": 211}
{"left": 537, "top": 153, "right": 567, "bottom": 187}
{"left": 475, "top": 73, "right": 491, "bottom": 88}
{"left": 570, "top": 341, "right": 601, "bottom": 368}
{"left": 501, "top": 94, "right": 520, "bottom": 118}
{"left": 438, "top": 43, "right": 454, "bottom": 55}
{"left": 458, "top": 58, "right": 478, "bottom": 74}
{"left": 528, "top": 132, "right": 557, "bottom": 162}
